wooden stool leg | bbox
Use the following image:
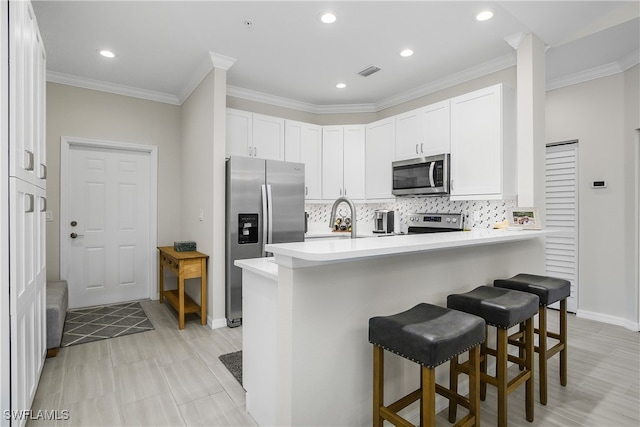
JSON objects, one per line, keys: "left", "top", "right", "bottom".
{"left": 373, "top": 345, "right": 384, "bottom": 427}
{"left": 525, "top": 317, "right": 535, "bottom": 422}
{"left": 539, "top": 305, "right": 548, "bottom": 405}
{"left": 422, "top": 366, "right": 436, "bottom": 427}
{"left": 449, "top": 356, "right": 458, "bottom": 423}
{"left": 448, "top": 355, "right": 459, "bottom": 422}
{"left": 469, "top": 345, "right": 481, "bottom": 427}
{"left": 560, "top": 298, "right": 568, "bottom": 387}
{"left": 480, "top": 325, "right": 488, "bottom": 401}
{"left": 497, "top": 328, "right": 508, "bottom": 427}
{"left": 518, "top": 321, "right": 525, "bottom": 370}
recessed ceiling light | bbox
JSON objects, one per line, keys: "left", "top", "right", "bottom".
{"left": 336, "top": 83, "right": 346, "bottom": 89}
{"left": 99, "top": 50, "right": 115, "bottom": 58}
{"left": 321, "top": 13, "right": 336, "bottom": 24}
{"left": 400, "top": 49, "right": 414, "bottom": 57}
{"left": 475, "top": 10, "right": 494, "bottom": 21}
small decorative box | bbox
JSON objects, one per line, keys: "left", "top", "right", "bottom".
{"left": 174, "top": 241, "right": 196, "bottom": 252}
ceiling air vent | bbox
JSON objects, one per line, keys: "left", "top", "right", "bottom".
{"left": 358, "top": 65, "right": 381, "bottom": 77}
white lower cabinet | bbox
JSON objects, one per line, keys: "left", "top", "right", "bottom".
{"left": 450, "top": 84, "right": 516, "bottom": 200}
{"left": 285, "top": 120, "right": 322, "bottom": 200}
{"left": 365, "top": 117, "right": 395, "bottom": 200}
{"left": 322, "top": 125, "right": 365, "bottom": 200}
{"left": 9, "top": 178, "right": 46, "bottom": 421}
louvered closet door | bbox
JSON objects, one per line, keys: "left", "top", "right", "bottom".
{"left": 545, "top": 142, "right": 579, "bottom": 313}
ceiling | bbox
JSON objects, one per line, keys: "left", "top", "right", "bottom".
{"left": 32, "top": 1, "right": 639, "bottom": 111}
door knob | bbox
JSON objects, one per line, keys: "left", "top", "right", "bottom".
{"left": 70, "top": 232, "right": 84, "bottom": 239}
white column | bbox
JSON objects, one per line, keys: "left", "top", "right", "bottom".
{"left": 508, "top": 33, "right": 546, "bottom": 211}
{"left": 210, "top": 53, "right": 235, "bottom": 327}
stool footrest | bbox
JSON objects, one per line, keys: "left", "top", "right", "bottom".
{"left": 380, "top": 407, "right": 414, "bottom": 427}
{"left": 386, "top": 388, "right": 421, "bottom": 413}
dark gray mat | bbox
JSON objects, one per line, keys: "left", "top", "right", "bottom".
{"left": 61, "top": 301, "right": 154, "bottom": 347}
{"left": 219, "top": 350, "right": 243, "bottom": 386}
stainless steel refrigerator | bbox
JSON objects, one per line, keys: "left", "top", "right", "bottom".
{"left": 225, "top": 156, "right": 305, "bottom": 327}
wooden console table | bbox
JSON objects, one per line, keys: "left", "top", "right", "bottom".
{"left": 158, "top": 246, "right": 209, "bottom": 329}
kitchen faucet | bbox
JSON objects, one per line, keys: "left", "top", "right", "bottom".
{"left": 329, "top": 196, "right": 357, "bottom": 239}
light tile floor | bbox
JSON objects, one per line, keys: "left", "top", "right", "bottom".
{"left": 29, "top": 301, "right": 640, "bottom": 426}
{"left": 29, "top": 300, "right": 254, "bottom": 427}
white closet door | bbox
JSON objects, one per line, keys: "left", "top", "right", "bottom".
{"left": 545, "top": 142, "right": 579, "bottom": 313}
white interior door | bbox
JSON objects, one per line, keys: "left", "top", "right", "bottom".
{"left": 65, "top": 143, "right": 151, "bottom": 308}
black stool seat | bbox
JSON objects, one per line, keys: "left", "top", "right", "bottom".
{"left": 495, "top": 273, "right": 570, "bottom": 305}
{"left": 447, "top": 286, "right": 539, "bottom": 329}
{"left": 369, "top": 303, "right": 485, "bottom": 368}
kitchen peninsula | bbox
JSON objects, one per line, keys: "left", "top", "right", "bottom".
{"left": 236, "top": 229, "right": 550, "bottom": 426}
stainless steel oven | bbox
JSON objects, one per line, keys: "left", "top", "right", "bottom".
{"left": 407, "top": 212, "right": 464, "bottom": 234}
{"left": 392, "top": 154, "right": 449, "bottom": 196}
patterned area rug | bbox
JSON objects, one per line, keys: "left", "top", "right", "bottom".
{"left": 219, "top": 351, "right": 243, "bottom": 385}
{"left": 61, "top": 301, "right": 154, "bottom": 347}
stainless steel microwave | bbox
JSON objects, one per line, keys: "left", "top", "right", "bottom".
{"left": 392, "top": 154, "right": 449, "bottom": 196}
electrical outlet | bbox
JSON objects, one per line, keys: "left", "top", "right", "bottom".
{"left": 199, "top": 209, "right": 204, "bottom": 221}
{"left": 45, "top": 211, "right": 53, "bottom": 222}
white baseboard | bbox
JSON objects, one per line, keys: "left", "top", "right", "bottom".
{"left": 208, "top": 316, "right": 228, "bottom": 329}
{"left": 576, "top": 309, "right": 640, "bottom": 332}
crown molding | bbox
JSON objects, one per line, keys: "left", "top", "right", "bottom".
{"left": 374, "top": 53, "right": 517, "bottom": 111}
{"left": 227, "top": 53, "right": 517, "bottom": 114}
{"left": 546, "top": 51, "right": 639, "bottom": 91}
{"left": 47, "top": 71, "right": 180, "bottom": 105}
{"left": 177, "top": 51, "right": 237, "bottom": 104}
{"left": 210, "top": 52, "right": 237, "bottom": 71}
{"left": 226, "top": 85, "right": 378, "bottom": 114}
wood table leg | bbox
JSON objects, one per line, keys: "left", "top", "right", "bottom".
{"left": 178, "top": 275, "right": 185, "bottom": 330}
{"left": 159, "top": 252, "right": 164, "bottom": 303}
{"left": 200, "top": 258, "right": 207, "bottom": 325}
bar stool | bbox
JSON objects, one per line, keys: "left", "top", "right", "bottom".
{"left": 494, "top": 273, "right": 571, "bottom": 405}
{"left": 369, "top": 303, "right": 485, "bottom": 427}
{"left": 447, "top": 286, "right": 539, "bottom": 427}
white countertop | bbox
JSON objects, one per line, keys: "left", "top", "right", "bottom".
{"left": 234, "top": 257, "right": 278, "bottom": 281}
{"left": 268, "top": 228, "right": 551, "bottom": 266}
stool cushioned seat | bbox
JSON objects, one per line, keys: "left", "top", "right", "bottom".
{"left": 447, "top": 286, "right": 539, "bottom": 329}
{"left": 494, "top": 273, "right": 570, "bottom": 306}
{"left": 369, "top": 303, "right": 485, "bottom": 368}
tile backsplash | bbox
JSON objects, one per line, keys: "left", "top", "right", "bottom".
{"left": 306, "top": 197, "right": 515, "bottom": 231}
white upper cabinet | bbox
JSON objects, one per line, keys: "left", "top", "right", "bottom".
{"left": 395, "top": 109, "right": 421, "bottom": 160}
{"left": 226, "top": 109, "right": 284, "bottom": 161}
{"left": 226, "top": 108, "right": 253, "bottom": 158}
{"left": 421, "top": 100, "right": 450, "bottom": 156}
{"left": 285, "top": 120, "right": 322, "bottom": 200}
{"left": 449, "top": 84, "right": 516, "bottom": 200}
{"left": 395, "top": 100, "right": 450, "bottom": 161}
{"left": 252, "top": 113, "right": 285, "bottom": 161}
{"left": 9, "top": 0, "right": 47, "bottom": 189}
{"left": 322, "top": 125, "right": 365, "bottom": 200}
{"left": 365, "top": 117, "right": 395, "bottom": 200}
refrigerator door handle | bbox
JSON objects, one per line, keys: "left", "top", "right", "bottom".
{"left": 261, "top": 184, "right": 268, "bottom": 257}
{"left": 266, "top": 184, "right": 274, "bottom": 245}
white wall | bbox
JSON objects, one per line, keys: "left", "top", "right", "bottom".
{"left": 45, "top": 83, "right": 183, "bottom": 283}
{"left": 546, "top": 65, "right": 639, "bottom": 328}
{"left": 180, "top": 68, "right": 228, "bottom": 326}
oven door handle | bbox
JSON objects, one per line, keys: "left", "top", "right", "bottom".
{"left": 428, "top": 161, "right": 436, "bottom": 187}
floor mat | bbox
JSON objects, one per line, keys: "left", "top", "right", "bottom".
{"left": 61, "top": 301, "right": 154, "bottom": 347}
{"left": 219, "top": 350, "right": 243, "bottom": 386}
